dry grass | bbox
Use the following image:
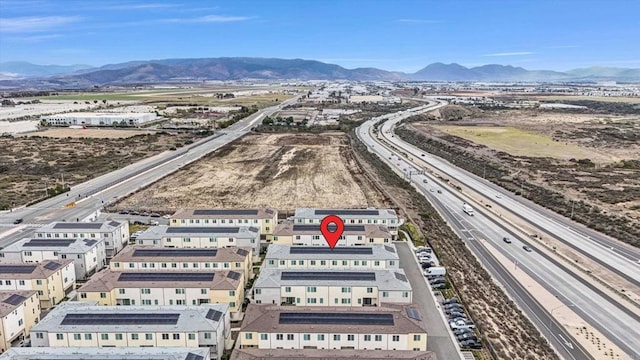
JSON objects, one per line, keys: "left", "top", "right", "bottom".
{"left": 22, "top": 128, "right": 154, "bottom": 139}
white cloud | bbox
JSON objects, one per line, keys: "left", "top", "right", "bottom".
{"left": 5, "top": 33, "right": 62, "bottom": 42}
{"left": 396, "top": 19, "right": 443, "bottom": 24}
{"left": 483, "top": 51, "right": 534, "bottom": 57}
{"left": 0, "top": 16, "right": 82, "bottom": 33}
{"left": 160, "top": 14, "right": 253, "bottom": 23}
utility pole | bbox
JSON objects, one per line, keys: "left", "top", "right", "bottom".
{"left": 570, "top": 200, "right": 575, "bottom": 219}
{"left": 61, "top": 173, "right": 65, "bottom": 189}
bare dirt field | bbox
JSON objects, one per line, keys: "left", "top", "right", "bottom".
{"left": 116, "top": 133, "right": 389, "bottom": 212}
{"left": 21, "top": 128, "right": 155, "bottom": 139}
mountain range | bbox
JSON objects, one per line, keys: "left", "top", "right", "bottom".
{"left": 1, "top": 58, "right": 639, "bottom": 89}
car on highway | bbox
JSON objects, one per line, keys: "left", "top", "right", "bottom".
{"left": 460, "top": 340, "right": 482, "bottom": 349}
{"left": 421, "top": 154, "right": 425, "bottom": 157}
{"left": 523, "top": 245, "right": 533, "bottom": 252}
{"left": 503, "top": 237, "right": 512, "bottom": 244}
{"left": 495, "top": 194, "right": 502, "bottom": 199}
{"left": 437, "top": 189, "right": 442, "bottom": 194}
{"left": 13, "top": 218, "right": 23, "bottom": 224}
{"left": 429, "top": 188, "right": 434, "bottom": 192}
{"left": 423, "top": 179, "right": 428, "bottom": 183}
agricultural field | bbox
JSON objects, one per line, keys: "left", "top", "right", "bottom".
{"left": 115, "top": 132, "right": 389, "bottom": 212}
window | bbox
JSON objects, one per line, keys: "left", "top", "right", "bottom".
{"left": 318, "top": 334, "right": 325, "bottom": 340}
{"left": 85, "top": 334, "right": 93, "bottom": 340}
{"left": 279, "top": 260, "right": 286, "bottom": 265}
{"left": 118, "top": 289, "right": 125, "bottom": 294}
{"left": 341, "top": 298, "right": 351, "bottom": 304}
{"left": 333, "top": 334, "right": 341, "bottom": 341}
{"left": 36, "top": 279, "right": 42, "bottom": 285}
{"left": 141, "top": 263, "right": 147, "bottom": 268}
{"left": 375, "top": 335, "right": 382, "bottom": 341}
{"left": 268, "top": 260, "right": 275, "bottom": 265}
{"left": 307, "top": 298, "right": 317, "bottom": 304}
{"left": 141, "top": 300, "right": 152, "bottom": 305}
{"left": 115, "top": 334, "right": 123, "bottom": 340}
{"left": 80, "top": 293, "right": 87, "bottom": 299}
{"left": 291, "top": 260, "right": 296, "bottom": 265}
{"left": 276, "top": 334, "right": 283, "bottom": 340}
{"left": 141, "top": 288, "right": 151, "bottom": 294}
{"left": 389, "top": 261, "right": 395, "bottom": 266}
{"left": 188, "top": 333, "right": 196, "bottom": 340}
{"left": 201, "top": 289, "right": 207, "bottom": 294}
{"left": 392, "top": 335, "right": 400, "bottom": 342}
{"left": 183, "top": 263, "right": 189, "bottom": 268}
{"left": 224, "top": 262, "right": 230, "bottom": 268}
{"left": 24, "top": 251, "right": 32, "bottom": 256}
{"left": 413, "top": 334, "right": 421, "bottom": 341}
{"left": 367, "top": 287, "right": 373, "bottom": 293}
{"left": 56, "top": 334, "right": 64, "bottom": 340}
{"left": 303, "top": 334, "right": 311, "bottom": 341}
{"left": 331, "top": 260, "right": 337, "bottom": 266}
{"left": 19, "top": 280, "right": 25, "bottom": 285}
{"left": 260, "top": 333, "right": 268, "bottom": 340}
{"left": 73, "top": 334, "right": 81, "bottom": 340}
{"left": 176, "top": 288, "right": 185, "bottom": 294}
{"left": 341, "top": 287, "right": 351, "bottom": 293}
{"left": 354, "top": 260, "right": 359, "bottom": 266}
{"left": 229, "top": 290, "right": 236, "bottom": 296}
{"left": 101, "top": 334, "right": 109, "bottom": 340}
{"left": 162, "top": 334, "right": 169, "bottom": 340}
{"left": 5, "top": 280, "right": 10, "bottom": 285}
{"left": 287, "top": 334, "right": 294, "bottom": 340}
{"left": 382, "top": 291, "right": 389, "bottom": 298}
{"left": 364, "top": 335, "right": 371, "bottom": 341}
{"left": 362, "top": 260, "right": 368, "bottom": 266}
{"left": 36, "top": 333, "right": 44, "bottom": 339}
{"left": 131, "top": 334, "right": 139, "bottom": 340}
{"left": 254, "top": 288, "right": 261, "bottom": 295}
{"left": 374, "top": 261, "right": 380, "bottom": 266}
{"left": 100, "top": 292, "right": 107, "bottom": 298}
{"left": 320, "top": 260, "right": 326, "bottom": 266}
{"left": 402, "top": 291, "right": 409, "bottom": 298}
{"left": 310, "top": 260, "right": 316, "bottom": 266}
{"left": 245, "top": 333, "right": 253, "bottom": 340}
{"left": 285, "top": 287, "right": 291, "bottom": 293}
{"left": 307, "top": 286, "right": 316, "bottom": 292}
{"left": 173, "top": 334, "right": 180, "bottom": 340}
{"left": 347, "top": 334, "right": 355, "bottom": 341}
{"left": 146, "top": 334, "right": 153, "bottom": 340}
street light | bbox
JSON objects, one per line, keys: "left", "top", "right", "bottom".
{"left": 549, "top": 303, "right": 575, "bottom": 328}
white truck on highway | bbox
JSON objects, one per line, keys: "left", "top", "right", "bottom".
{"left": 462, "top": 203, "right": 474, "bottom": 216}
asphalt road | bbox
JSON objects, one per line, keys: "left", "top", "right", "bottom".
{"left": 395, "top": 241, "right": 461, "bottom": 360}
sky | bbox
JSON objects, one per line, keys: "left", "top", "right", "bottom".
{"left": 1, "top": 0, "right": 639, "bottom": 72}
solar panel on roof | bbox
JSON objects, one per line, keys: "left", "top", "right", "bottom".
{"left": 314, "top": 209, "right": 380, "bottom": 216}
{"left": 235, "top": 248, "right": 249, "bottom": 257}
{"left": 280, "top": 272, "right": 375, "bottom": 281}
{"left": 166, "top": 227, "right": 240, "bottom": 234}
{"left": 23, "top": 239, "right": 75, "bottom": 247}
{"left": 394, "top": 272, "right": 408, "bottom": 282}
{"left": 133, "top": 249, "right": 218, "bottom": 257}
{"left": 205, "top": 309, "right": 223, "bottom": 321}
{"left": 292, "top": 225, "right": 366, "bottom": 232}
{"left": 185, "top": 353, "right": 205, "bottom": 360}
{"left": 108, "top": 221, "right": 120, "bottom": 227}
{"left": 227, "top": 271, "right": 241, "bottom": 280}
{"left": 83, "top": 239, "right": 98, "bottom": 246}
{"left": 61, "top": 313, "right": 180, "bottom": 325}
{"left": 2, "top": 294, "right": 27, "bottom": 305}
{"left": 0, "top": 265, "right": 37, "bottom": 274}
{"left": 289, "top": 247, "right": 373, "bottom": 255}
{"left": 384, "top": 245, "right": 395, "bottom": 253}
{"left": 279, "top": 312, "right": 394, "bottom": 325}
{"left": 193, "top": 209, "right": 259, "bottom": 216}
{"left": 118, "top": 272, "right": 215, "bottom": 282}
{"left": 43, "top": 262, "right": 62, "bottom": 271}
{"left": 52, "top": 223, "right": 103, "bottom": 229}
{"left": 406, "top": 308, "right": 422, "bottom": 321}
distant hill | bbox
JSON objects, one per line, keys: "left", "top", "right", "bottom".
{"left": 1, "top": 57, "right": 638, "bottom": 89}
{"left": 0, "top": 61, "right": 94, "bottom": 79}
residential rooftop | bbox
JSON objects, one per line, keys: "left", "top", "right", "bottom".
{"left": 1, "top": 237, "right": 102, "bottom": 254}
{"left": 112, "top": 246, "right": 251, "bottom": 263}
{"left": 0, "top": 290, "right": 37, "bottom": 317}
{"left": 254, "top": 268, "right": 411, "bottom": 291}
{"left": 136, "top": 225, "right": 259, "bottom": 240}
{"left": 0, "top": 260, "right": 72, "bottom": 279}
{"left": 172, "top": 208, "right": 276, "bottom": 219}
{"left": 231, "top": 348, "right": 436, "bottom": 360}
{"left": 0, "top": 347, "right": 210, "bottom": 360}
{"left": 264, "top": 244, "right": 398, "bottom": 261}
{"left": 38, "top": 221, "right": 123, "bottom": 232}
{"left": 273, "top": 223, "right": 390, "bottom": 238}
{"left": 79, "top": 269, "right": 242, "bottom": 292}
{"left": 294, "top": 208, "right": 398, "bottom": 220}
{"left": 31, "top": 301, "right": 228, "bottom": 333}
{"left": 240, "top": 303, "right": 426, "bottom": 334}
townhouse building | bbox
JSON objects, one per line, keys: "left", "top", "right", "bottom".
{"left": 170, "top": 209, "right": 278, "bottom": 240}
{"left": 35, "top": 221, "right": 129, "bottom": 258}
{"left": 236, "top": 304, "right": 428, "bottom": 352}
{"left": 110, "top": 246, "right": 253, "bottom": 283}
{"left": 0, "top": 238, "right": 106, "bottom": 281}
{"left": 30, "top": 301, "right": 229, "bottom": 359}
{"left": 135, "top": 226, "right": 260, "bottom": 260}
{"left": 263, "top": 244, "right": 399, "bottom": 270}
{"left": 272, "top": 223, "right": 392, "bottom": 246}
{"left": 0, "top": 261, "right": 75, "bottom": 309}
{"left": 0, "top": 347, "right": 211, "bottom": 360}
{"left": 252, "top": 269, "right": 412, "bottom": 306}
{"left": 292, "top": 208, "right": 401, "bottom": 239}
{"left": 0, "top": 291, "right": 40, "bottom": 352}
{"left": 77, "top": 270, "right": 245, "bottom": 320}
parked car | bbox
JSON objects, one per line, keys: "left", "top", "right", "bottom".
{"left": 421, "top": 262, "right": 433, "bottom": 269}
{"left": 140, "top": 212, "right": 150, "bottom": 216}
{"left": 150, "top": 213, "right": 161, "bottom": 218}
{"left": 447, "top": 312, "right": 466, "bottom": 319}
{"left": 162, "top": 214, "right": 171, "bottom": 219}
{"left": 453, "top": 328, "right": 474, "bottom": 336}
{"left": 119, "top": 210, "right": 129, "bottom": 215}
{"left": 503, "top": 237, "right": 512, "bottom": 244}
{"left": 442, "top": 297, "right": 459, "bottom": 305}
{"left": 133, "top": 220, "right": 145, "bottom": 225}
{"left": 449, "top": 317, "right": 467, "bottom": 323}
{"left": 430, "top": 279, "right": 446, "bottom": 285}
{"left": 523, "top": 245, "right": 533, "bottom": 252}
{"left": 418, "top": 256, "right": 432, "bottom": 263}
{"left": 414, "top": 246, "right": 429, "bottom": 253}
{"left": 431, "top": 283, "right": 447, "bottom": 290}
{"left": 460, "top": 339, "right": 482, "bottom": 349}
{"left": 444, "top": 302, "right": 462, "bottom": 309}
{"left": 130, "top": 211, "right": 140, "bottom": 216}
{"left": 450, "top": 321, "right": 476, "bottom": 330}
{"left": 457, "top": 333, "right": 478, "bottom": 342}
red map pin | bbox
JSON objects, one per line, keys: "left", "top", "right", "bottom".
{"left": 320, "top": 215, "right": 345, "bottom": 249}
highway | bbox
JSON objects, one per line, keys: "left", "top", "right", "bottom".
{"left": 0, "top": 97, "right": 299, "bottom": 246}
{"left": 357, "top": 101, "right": 640, "bottom": 359}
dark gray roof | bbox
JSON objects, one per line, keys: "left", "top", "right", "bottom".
{"left": 279, "top": 312, "right": 394, "bottom": 325}
{"left": 289, "top": 247, "right": 373, "bottom": 255}
{"left": 2, "top": 294, "right": 27, "bottom": 305}
{"left": 117, "top": 272, "right": 215, "bottom": 282}
{"left": 0, "top": 265, "right": 37, "bottom": 274}
{"left": 315, "top": 209, "right": 380, "bottom": 216}
{"left": 236, "top": 248, "right": 249, "bottom": 256}
{"left": 205, "top": 309, "right": 223, "bottom": 321}
{"left": 43, "top": 262, "right": 62, "bottom": 271}
{"left": 52, "top": 223, "right": 103, "bottom": 230}
{"left": 83, "top": 239, "right": 98, "bottom": 246}
{"left": 395, "top": 272, "right": 408, "bottom": 282}
{"left": 108, "top": 220, "right": 121, "bottom": 227}
{"left": 292, "top": 224, "right": 365, "bottom": 232}
{"left": 406, "top": 308, "right": 421, "bottom": 321}
{"left": 227, "top": 271, "right": 241, "bottom": 280}
{"left": 166, "top": 227, "right": 241, "bottom": 234}
{"left": 185, "top": 353, "right": 205, "bottom": 360}
{"left": 280, "top": 272, "right": 376, "bottom": 281}
{"left": 23, "top": 239, "right": 75, "bottom": 247}
{"left": 133, "top": 249, "right": 218, "bottom": 257}
{"left": 61, "top": 313, "right": 180, "bottom": 325}
{"left": 193, "top": 209, "right": 259, "bottom": 216}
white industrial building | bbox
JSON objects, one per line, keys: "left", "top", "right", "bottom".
{"left": 35, "top": 221, "right": 129, "bottom": 258}
{"left": 0, "top": 238, "right": 106, "bottom": 281}
{"left": 264, "top": 244, "right": 400, "bottom": 270}
{"left": 30, "top": 301, "right": 230, "bottom": 359}
{"left": 40, "top": 112, "right": 157, "bottom": 126}
{"left": 252, "top": 269, "right": 412, "bottom": 306}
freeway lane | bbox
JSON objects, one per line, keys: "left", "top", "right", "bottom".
{"left": 0, "top": 97, "right": 298, "bottom": 228}
{"left": 379, "top": 109, "right": 640, "bottom": 287}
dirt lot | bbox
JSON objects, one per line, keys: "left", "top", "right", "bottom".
{"left": 0, "top": 131, "right": 205, "bottom": 209}
{"left": 115, "top": 133, "right": 389, "bottom": 212}
{"left": 21, "top": 128, "right": 154, "bottom": 139}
